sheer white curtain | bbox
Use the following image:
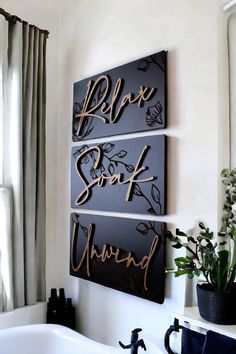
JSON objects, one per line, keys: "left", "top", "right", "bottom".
{"left": 0, "top": 12, "right": 47, "bottom": 310}
{"left": 0, "top": 188, "right": 13, "bottom": 311}
{"left": 0, "top": 16, "right": 13, "bottom": 312}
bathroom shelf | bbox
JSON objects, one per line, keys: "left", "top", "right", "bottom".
{"left": 172, "top": 307, "right": 236, "bottom": 340}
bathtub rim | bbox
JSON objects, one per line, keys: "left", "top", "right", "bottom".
{"left": 0, "top": 323, "right": 124, "bottom": 353}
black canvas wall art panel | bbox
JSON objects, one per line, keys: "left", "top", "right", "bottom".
{"left": 71, "top": 135, "right": 166, "bottom": 216}
{"left": 70, "top": 213, "right": 165, "bottom": 304}
{"left": 72, "top": 51, "right": 167, "bottom": 141}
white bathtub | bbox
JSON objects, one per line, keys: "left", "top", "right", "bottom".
{"left": 0, "top": 324, "right": 164, "bottom": 354}
{"left": 0, "top": 303, "right": 46, "bottom": 330}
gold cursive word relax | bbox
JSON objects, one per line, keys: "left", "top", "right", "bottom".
{"left": 75, "top": 75, "right": 156, "bottom": 137}
{"left": 75, "top": 145, "right": 154, "bottom": 205}
{"left": 71, "top": 222, "right": 159, "bottom": 291}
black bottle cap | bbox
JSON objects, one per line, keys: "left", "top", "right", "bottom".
{"left": 67, "top": 298, "right": 74, "bottom": 309}
{"left": 59, "top": 288, "right": 65, "bottom": 298}
{"left": 51, "top": 288, "right": 57, "bottom": 298}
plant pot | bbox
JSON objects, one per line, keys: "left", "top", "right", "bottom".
{"left": 197, "top": 283, "right": 236, "bottom": 325}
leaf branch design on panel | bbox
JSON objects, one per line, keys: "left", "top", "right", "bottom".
{"left": 136, "top": 220, "right": 163, "bottom": 238}
{"left": 146, "top": 101, "right": 163, "bottom": 127}
{"left": 132, "top": 183, "right": 162, "bottom": 215}
{"left": 72, "top": 143, "right": 162, "bottom": 215}
{"left": 137, "top": 54, "right": 166, "bottom": 73}
{"left": 98, "top": 142, "right": 134, "bottom": 176}
{"left": 72, "top": 213, "right": 88, "bottom": 237}
{"left": 137, "top": 53, "right": 165, "bottom": 128}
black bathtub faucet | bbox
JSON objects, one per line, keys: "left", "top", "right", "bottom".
{"left": 119, "top": 328, "right": 146, "bottom": 354}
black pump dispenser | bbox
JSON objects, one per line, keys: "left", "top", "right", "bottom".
{"left": 59, "top": 288, "right": 66, "bottom": 305}
{"left": 46, "top": 288, "right": 76, "bottom": 330}
{"left": 65, "top": 298, "right": 76, "bottom": 330}
{"left": 47, "top": 288, "right": 58, "bottom": 324}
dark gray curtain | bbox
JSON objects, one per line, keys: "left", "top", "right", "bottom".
{"left": 1, "top": 14, "right": 47, "bottom": 309}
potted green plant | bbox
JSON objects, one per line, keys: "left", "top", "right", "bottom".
{"left": 166, "top": 168, "right": 236, "bottom": 324}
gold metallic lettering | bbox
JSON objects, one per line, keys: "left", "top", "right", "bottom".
{"left": 75, "top": 145, "right": 154, "bottom": 205}
{"left": 71, "top": 222, "right": 159, "bottom": 290}
{"left": 75, "top": 74, "right": 156, "bottom": 137}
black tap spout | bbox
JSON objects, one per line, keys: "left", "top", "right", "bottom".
{"left": 119, "top": 328, "right": 146, "bottom": 354}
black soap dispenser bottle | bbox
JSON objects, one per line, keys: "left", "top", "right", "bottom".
{"left": 47, "top": 288, "right": 58, "bottom": 324}
{"left": 65, "top": 298, "right": 76, "bottom": 330}
{"left": 58, "top": 288, "right": 66, "bottom": 326}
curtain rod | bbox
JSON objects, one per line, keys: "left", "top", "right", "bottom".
{"left": 0, "top": 7, "right": 49, "bottom": 37}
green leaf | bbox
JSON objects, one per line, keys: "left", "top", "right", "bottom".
{"left": 172, "top": 243, "right": 182, "bottom": 249}
{"left": 217, "top": 250, "right": 230, "bottom": 290}
{"left": 174, "top": 270, "right": 193, "bottom": 277}
{"left": 200, "top": 230, "right": 214, "bottom": 240}
{"left": 203, "top": 252, "right": 216, "bottom": 270}
{"left": 232, "top": 226, "right": 236, "bottom": 242}
{"left": 221, "top": 168, "right": 230, "bottom": 177}
{"left": 166, "top": 232, "right": 181, "bottom": 243}
{"left": 199, "top": 222, "right": 206, "bottom": 230}
{"left": 176, "top": 229, "right": 187, "bottom": 237}
{"left": 187, "top": 273, "right": 194, "bottom": 279}
{"left": 187, "top": 236, "right": 197, "bottom": 244}
{"left": 175, "top": 256, "right": 193, "bottom": 263}
{"left": 194, "top": 269, "right": 201, "bottom": 277}
{"left": 165, "top": 268, "right": 175, "bottom": 273}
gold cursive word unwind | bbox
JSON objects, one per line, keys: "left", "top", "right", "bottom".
{"left": 75, "top": 75, "right": 156, "bottom": 137}
{"left": 75, "top": 145, "right": 154, "bottom": 205}
{"left": 71, "top": 222, "right": 159, "bottom": 291}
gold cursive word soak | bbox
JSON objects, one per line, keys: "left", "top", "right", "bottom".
{"left": 71, "top": 222, "right": 159, "bottom": 291}
{"left": 74, "top": 75, "right": 156, "bottom": 137}
{"left": 75, "top": 145, "right": 154, "bottom": 205}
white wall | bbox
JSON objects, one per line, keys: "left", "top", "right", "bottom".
{"left": 54, "top": 0, "right": 226, "bottom": 348}
{"left": 0, "top": 0, "right": 229, "bottom": 350}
